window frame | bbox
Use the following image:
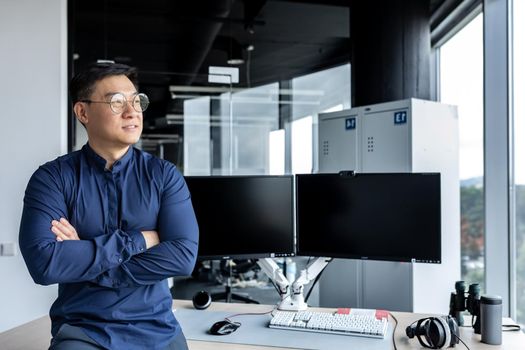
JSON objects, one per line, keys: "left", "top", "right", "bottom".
{"left": 483, "top": 0, "right": 512, "bottom": 318}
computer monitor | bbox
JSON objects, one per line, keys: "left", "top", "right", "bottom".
{"left": 185, "top": 175, "right": 295, "bottom": 260}
{"left": 296, "top": 173, "right": 441, "bottom": 263}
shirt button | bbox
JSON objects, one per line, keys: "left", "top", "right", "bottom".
{"left": 118, "top": 257, "right": 123, "bottom": 263}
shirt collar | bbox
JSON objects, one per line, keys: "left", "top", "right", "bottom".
{"left": 82, "top": 143, "right": 134, "bottom": 173}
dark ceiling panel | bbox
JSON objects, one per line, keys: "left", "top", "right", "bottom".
{"left": 70, "top": 0, "right": 442, "bottom": 132}
{"left": 71, "top": 0, "right": 351, "bottom": 85}
{"left": 70, "top": 0, "right": 353, "bottom": 131}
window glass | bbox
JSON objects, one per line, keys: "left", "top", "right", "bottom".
{"left": 218, "top": 83, "right": 280, "bottom": 175}
{"left": 440, "top": 14, "right": 485, "bottom": 289}
{"left": 290, "top": 64, "right": 351, "bottom": 174}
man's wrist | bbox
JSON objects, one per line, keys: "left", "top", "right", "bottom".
{"left": 141, "top": 230, "right": 160, "bottom": 249}
{"left": 127, "top": 229, "right": 147, "bottom": 254}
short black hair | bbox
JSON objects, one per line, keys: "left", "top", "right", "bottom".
{"left": 69, "top": 62, "right": 138, "bottom": 103}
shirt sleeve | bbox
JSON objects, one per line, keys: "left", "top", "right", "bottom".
{"left": 19, "top": 165, "right": 147, "bottom": 286}
{"left": 94, "top": 164, "right": 199, "bottom": 288}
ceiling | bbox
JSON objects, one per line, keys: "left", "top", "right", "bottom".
{"left": 70, "top": 0, "right": 447, "bottom": 131}
{"left": 72, "top": 1, "right": 350, "bottom": 88}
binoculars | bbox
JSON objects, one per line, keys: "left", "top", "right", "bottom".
{"left": 449, "top": 280, "right": 481, "bottom": 333}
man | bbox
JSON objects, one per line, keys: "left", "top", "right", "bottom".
{"left": 19, "top": 62, "right": 198, "bottom": 350}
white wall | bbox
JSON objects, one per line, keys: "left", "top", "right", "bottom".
{"left": 0, "top": 0, "right": 67, "bottom": 332}
{"left": 75, "top": 119, "right": 88, "bottom": 150}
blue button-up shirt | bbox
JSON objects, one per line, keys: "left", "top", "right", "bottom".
{"left": 19, "top": 144, "right": 199, "bottom": 349}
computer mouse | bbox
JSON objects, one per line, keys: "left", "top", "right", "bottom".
{"left": 208, "top": 320, "right": 241, "bottom": 335}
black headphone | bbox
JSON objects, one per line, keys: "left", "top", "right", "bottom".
{"left": 192, "top": 290, "right": 212, "bottom": 310}
{"left": 406, "top": 316, "right": 459, "bottom": 349}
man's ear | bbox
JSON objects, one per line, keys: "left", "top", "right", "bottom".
{"left": 73, "top": 102, "right": 89, "bottom": 125}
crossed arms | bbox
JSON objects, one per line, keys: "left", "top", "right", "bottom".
{"left": 51, "top": 218, "right": 160, "bottom": 248}
{"left": 19, "top": 163, "right": 199, "bottom": 289}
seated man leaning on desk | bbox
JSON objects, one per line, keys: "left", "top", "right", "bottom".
{"left": 19, "top": 62, "right": 199, "bottom": 350}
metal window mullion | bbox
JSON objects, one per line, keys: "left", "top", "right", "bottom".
{"left": 508, "top": 0, "right": 516, "bottom": 322}
{"left": 483, "top": 0, "right": 511, "bottom": 316}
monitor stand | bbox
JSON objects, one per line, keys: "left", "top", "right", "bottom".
{"left": 257, "top": 257, "right": 332, "bottom": 310}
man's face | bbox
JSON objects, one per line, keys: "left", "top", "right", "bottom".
{"left": 78, "top": 75, "right": 143, "bottom": 149}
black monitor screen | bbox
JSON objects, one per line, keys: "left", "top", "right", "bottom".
{"left": 296, "top": 173, "right": 441, "bottom": 263}
{"left": 185, "top": 175, "right": 295, "bottom": 260}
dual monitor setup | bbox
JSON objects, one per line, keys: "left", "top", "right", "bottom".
{"left": 185, "top": 172, "right": 441, "bottom": 310}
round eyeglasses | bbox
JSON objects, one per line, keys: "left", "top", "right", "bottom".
{"left": 80, "top": 92, "right": 149, "bottom": 114}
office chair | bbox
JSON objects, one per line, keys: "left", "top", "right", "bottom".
{"left": 210, "top": 259, "right": 260, "bottom": 304}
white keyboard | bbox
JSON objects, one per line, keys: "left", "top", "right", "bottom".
{"left": 269, "top": 309, "right": 389, "bottom": 339}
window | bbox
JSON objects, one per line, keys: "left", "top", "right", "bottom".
{"left": 439, "top": 14, "right": 485, "bottom": 289}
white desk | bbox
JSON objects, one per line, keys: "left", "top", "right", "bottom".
{"left": 1, "top": 299, "right": 523, "bottom": 349}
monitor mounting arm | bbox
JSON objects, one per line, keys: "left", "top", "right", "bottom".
{"left": 257, "top": 257, "right": 332, "bottom": 311}
{"left": 257, "top": 258, "right": 289, "bottom": 297}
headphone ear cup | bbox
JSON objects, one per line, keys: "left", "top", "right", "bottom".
{"left": 192, "top": 290, "right": 211, "bottom": 310}
{"left": 407, "top": 318, "right": 433, "bottom": 348}
{"left": 407, "top": 317, "right": 448, "bottom": 349}
{"left": 445, "top": 316, "right": 460, "bottom": 346}
{"left": 406, "top": 317, "right": 429, "bottom": 339}
{"left": 405, "top": 323, "right": 416, "bottom": 338}
{"left": 429, "top": 317, "right": 450, "bottom": 349}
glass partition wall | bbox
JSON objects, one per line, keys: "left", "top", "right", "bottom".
{"left": 75, "top": 67, "right": 352, "bottom": 177}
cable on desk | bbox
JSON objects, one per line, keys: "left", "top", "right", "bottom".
{"left": 452, "top": 332, "right": 471, "bottom": 350}
{"left": 224, "top": 308, "right": 276, "bottom": 324}
{"left": 389, "top": 313, "right": 398, "bottom": 350}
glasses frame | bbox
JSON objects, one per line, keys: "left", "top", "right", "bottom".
{"left": 80, "top": 92, "right": 149, "bottom": 114}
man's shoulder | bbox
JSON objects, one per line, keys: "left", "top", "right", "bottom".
{"left": 131, "top": 148, "right": 183, "bottom": 187}
{"left": 38, "top": 150, "right": 81, "bottom": 172}
{"left": 132, "top": 147, "right": 178, "bottom": 172}
{"left": 28, "top": 150, "right": 82, "bottom": 188}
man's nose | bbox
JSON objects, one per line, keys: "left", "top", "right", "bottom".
{"left": 122, "top": 100, "right": 139, "bottom": 117}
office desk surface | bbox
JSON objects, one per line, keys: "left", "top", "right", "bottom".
{"left": 1, "top": 299, "right": 523, "bottom": 350}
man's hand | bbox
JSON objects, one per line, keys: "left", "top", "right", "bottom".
{"left": 51, "top": 218, "right": 80, "bottom": 241}
{"left": 141, "top": 230, "right": 160, "bottom": 249}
